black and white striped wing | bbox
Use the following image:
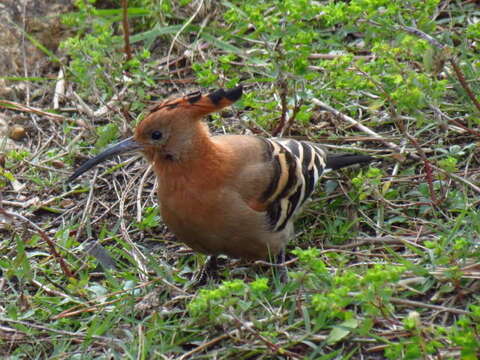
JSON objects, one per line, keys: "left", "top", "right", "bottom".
{"left": 259, "top": 138, "right": 328, "bottom": 232}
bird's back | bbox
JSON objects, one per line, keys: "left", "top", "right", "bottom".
{"left": 166, "top": 134, "right": 371, "bottom": 259}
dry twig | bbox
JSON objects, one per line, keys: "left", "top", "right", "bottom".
{"left": 121, "top": 0, "right": 132, "bottom": 61}
{"left": 312, "top": 98, "right": 414, "bottom": 157}
{"left": 0, "top": 100, "right": 67, "bottom": 122}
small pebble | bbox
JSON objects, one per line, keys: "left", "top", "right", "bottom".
{"left": 51, "top": 160, "right": 65, "bottom": 169}
{"left": 9, "top": 124, "right": 26, "bottom": 141}
{"left": 60, "top": 199, "right": 75, "bottom": 208}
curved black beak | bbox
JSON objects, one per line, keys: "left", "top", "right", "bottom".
{"left": 68, "top": 137, "right": 142, "bottom": 183}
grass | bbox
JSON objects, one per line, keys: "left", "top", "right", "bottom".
{"left": 1, "top": 0, "right": 479, "bottom": 358}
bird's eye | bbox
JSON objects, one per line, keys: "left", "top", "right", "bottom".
{"left": 151, "top": 130, "right": 163, "bottom": 140}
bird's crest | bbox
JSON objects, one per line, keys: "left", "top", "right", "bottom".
{"left": 148, "top": 86, "right": 243, "bottom": 116}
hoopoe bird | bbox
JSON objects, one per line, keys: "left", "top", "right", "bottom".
{"left": 69, "top": 86, "right": 372, "bottom": 281}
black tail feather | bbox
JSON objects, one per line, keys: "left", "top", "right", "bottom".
{"left": 326, "top": 154, "right": 374, "bottom": 170}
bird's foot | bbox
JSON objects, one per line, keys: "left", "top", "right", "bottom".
{"left": 275, "top": 249, "right": 289, "bottom": 283}
{"left": 191, "top": 255, "right": 219, "bottom": 287}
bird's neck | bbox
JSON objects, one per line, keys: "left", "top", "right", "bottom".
{"left": 150, "top": 122, "right": 233, "bottom": 189}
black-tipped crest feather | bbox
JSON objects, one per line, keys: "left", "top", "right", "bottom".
{"left": 208, "top": 86, "right": 243, "bottom": 105}
{"left": 224, "top": 86, "right": 243, "bottom": 102}
{"left": 186, "top": 91, "right": 202, "bottom": 103}
{"left": 208, "top": 89, "right": 226, "bottom": 104}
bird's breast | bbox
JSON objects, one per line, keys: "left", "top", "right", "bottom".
{"left": 155, "top": 176, "right": 286, "bottom": 259}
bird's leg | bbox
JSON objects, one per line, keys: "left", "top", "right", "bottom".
{"left": 192, "top": 255, "right": 219, "bottom": 286}
{"left": 204, "top": 255, "right": 218, "bottom": 276}
{"left": 275, "top": 248, "right": 288, "bottom": 283}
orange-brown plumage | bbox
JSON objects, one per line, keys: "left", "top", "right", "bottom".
{"left": 69, "top": 86, "right": 373, "bottom": 277}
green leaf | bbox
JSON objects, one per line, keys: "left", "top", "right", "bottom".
{"left": 0, "top": 76, "right": 54, "bottom": 82}
{"left": 92, "top": 7, "right": 150, "bottom": 17}
{"left": 131, "top": 25, "right": 192, "bottom": 43}
{"left": 200, "top": 32, "right": 243, "bottom": 54}
{"left": 95, "top": 123, "right": 119, "bottom": 151}
{"left": 326, "top": 318, "right": 359, "bottom": 345}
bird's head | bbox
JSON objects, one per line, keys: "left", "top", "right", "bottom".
{"left": 68, "top": 86, "right": 243, "bottom": 182}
